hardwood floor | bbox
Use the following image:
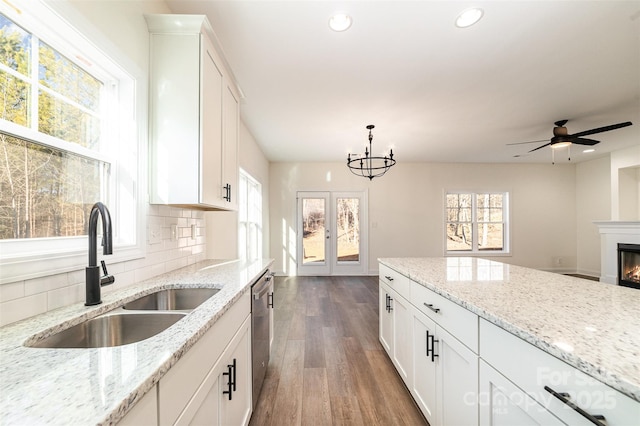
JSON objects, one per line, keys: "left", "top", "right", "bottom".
{"left": 249, "top": 276, "right": 427, "bottom": 426}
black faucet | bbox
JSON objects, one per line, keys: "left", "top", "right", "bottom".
{"left": 85, "top": 202, "right": 115, "bottom": 306}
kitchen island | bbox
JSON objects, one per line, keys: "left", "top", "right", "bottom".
{"left": 0, "top": 259, "right": 272, "bottom": 425}
{"left": 379, "top": 257, "right": 640, "bottom": 425}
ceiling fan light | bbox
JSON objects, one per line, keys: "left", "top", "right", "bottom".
{"left": 329, "top": 13, "right": 352, "bottom": 32}
{"left": 455, "top": 8, "right": 484, "bottom": 28}
{"left": 551, "top": 141, "right": 572, "bottom": 149}
{"left": 583, "top": 148, "right": 595, "bottom": 153}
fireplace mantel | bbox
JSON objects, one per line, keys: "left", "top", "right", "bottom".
{"left": 594, "top": 221, "right": 640, "bottom": 284}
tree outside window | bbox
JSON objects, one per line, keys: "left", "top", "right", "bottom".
{"left": 446, "top": 192, "right": 508, "bottom": 254}
{"left": 0, "top": 12, "right": 108, "bottom": 240}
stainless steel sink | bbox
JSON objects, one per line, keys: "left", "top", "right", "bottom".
{"left": 27, "top": 312, "right": 185, "bottom": 349}
{"left": 123, "top": 288, "right": 219, "bottom": 311}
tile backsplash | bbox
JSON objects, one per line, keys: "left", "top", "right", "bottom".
{"left": 0, "top": 205, "right": 207, "bottom": 326}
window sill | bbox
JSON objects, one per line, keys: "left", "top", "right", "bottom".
{"left": 0, "top": 244, "right": 144, "bottom": 285}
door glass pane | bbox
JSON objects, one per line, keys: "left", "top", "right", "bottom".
{"left": 302, "top": 198, "right": 325, "bottom": 264}
{"left": 336, "top": 198, "right": 359, "bottom": 262}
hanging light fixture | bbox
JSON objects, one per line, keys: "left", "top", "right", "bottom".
{"left": 347, "top": 125, "right": 396, "bottom": 180}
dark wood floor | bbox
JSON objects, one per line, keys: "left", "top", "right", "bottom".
{"left": 249, "top": 276, "right": 427, "bottom": 426}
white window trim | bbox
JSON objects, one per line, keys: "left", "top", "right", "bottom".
{"left": 238, "top": 168, "right": 263, "bottom": 262}
{"left": 0, "top": 1, "right": 146, "bottom": 285}
{"left": 444, "top": 190, "right": 511, "bottom": 256}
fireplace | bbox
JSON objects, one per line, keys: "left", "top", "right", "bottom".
{"left": 618, "top": 243, "right": 640, "bottom": 289}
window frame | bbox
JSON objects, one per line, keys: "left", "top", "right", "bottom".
{"left": 444, "top": 190, "right": 510, "bottom": 256}
{"left": 238, "top": 168, "right": 262, "bottom": 262}
{"left": 0, "top": 1, "right": 145, "bottom": 284}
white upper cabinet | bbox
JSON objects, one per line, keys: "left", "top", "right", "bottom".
{"left": 146, "top": 14, "right": 240, "bottom": 210}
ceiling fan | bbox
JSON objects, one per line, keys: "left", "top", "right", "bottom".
{"left": 508, "top": 119, "right": 633, "bottom": 162}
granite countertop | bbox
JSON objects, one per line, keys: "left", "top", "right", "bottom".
{"left": 0, "top": 258, "right": 273, "bottom": 426}
{"left": 379, "top": 257, "right": 640, "bottom": 403}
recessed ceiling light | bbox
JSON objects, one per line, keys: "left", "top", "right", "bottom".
{"left": 455, "top": 7, "right": 484, "bottom": 28}
{"left": 583, "top": 148, "right": 596, "bottom": 153}
{"left": 329, "top": 13, "right": 352, "bottom": 32}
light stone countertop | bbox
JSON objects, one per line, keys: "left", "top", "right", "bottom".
{"left": 0, "top": 258, "right": 273, "bottom": 426}
{"left": 379, "top": 257, "right": 640, "bottom": 403}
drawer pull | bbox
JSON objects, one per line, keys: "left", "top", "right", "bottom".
{"left": 384, "top": 275, "right": 394, "bottom": 281}
{"left": 424, "top": 303, "right": 440, "bottom": 314}
{"left": 544, "top": 386, "right": 607, "bottom": 426}
{"left": 385, "top": 294, "right": 393, "bottom": 312}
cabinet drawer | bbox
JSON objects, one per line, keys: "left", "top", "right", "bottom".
{"left": 480, "top": 319, "right": 640, "bottom": 426}
{"left": 159, "top": 290, "right": 251, "bottom": 425}
{"left": 379, "top": 264, "right": 411, "bottom": 300}
{"left": 411, "top": 281, "right": 478, "bottom": 353}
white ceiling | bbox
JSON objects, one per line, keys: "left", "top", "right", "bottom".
{"left": 165, "top": 0, "right": 640, "bottom": 164}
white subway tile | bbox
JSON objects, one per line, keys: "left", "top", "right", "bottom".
{"left": 25, "top": 273, "right": 69, "bottom": 296}
{"left": 0, "top": 281, "right": 25, "bottom": 302}
{"left": 0, "top": 293, "right": 47, "bottom": 326}
{"left": 48, "top": 284, "right": 83, "bottom": 310}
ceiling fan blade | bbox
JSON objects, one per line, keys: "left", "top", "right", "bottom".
{"left": 506, "top": 139, "right": 548, "bottom": 146}
{"left": 571, "top": 121, "right": 632, "bottom": 137}
{"left": 528, "top": 142, "right": 553, "bottom": 153}
{"left": 570, "top": 137, "right": 600, "bottom": 146}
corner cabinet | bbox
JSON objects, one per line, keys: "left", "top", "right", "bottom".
{"left": 146, "top": 14, "right": 239, "bottom": 211}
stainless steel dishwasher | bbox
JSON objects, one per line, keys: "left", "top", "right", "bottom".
{"left": 251, "top": 269, "right": 272, "bottom": 409}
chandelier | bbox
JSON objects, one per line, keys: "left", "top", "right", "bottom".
{"left": 347, "top": 125, "right": 396, "bottom": 180}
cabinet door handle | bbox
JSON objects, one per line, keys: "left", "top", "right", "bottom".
{"left": 426, "top": 330, "right": 439, "bottom": 362}
{"left": 384, "top": 275, "right": 394, "bottom": 281}
{"left": 386, "top": 294, "right": 393, "bottom": 312}
{"left": 223, "top": 183, "right": 231, "bottom": 202}
{"left": 222, "top": 362, "right": 234, "bottom": 400}
{"left": 424, "top": 302, "right": 440, "bottom": 314}
{"left": 544, "top": 386, "right": 607, "bottom": 426}
{"left": 231, "top": 358, "right": 237, "bottom": 392}
{"left": 268, "top": 292, "right": 274, "bottom": 308}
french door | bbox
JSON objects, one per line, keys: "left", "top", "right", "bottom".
{"left": 296, "top": 191, "right": 368, "bottom": 276}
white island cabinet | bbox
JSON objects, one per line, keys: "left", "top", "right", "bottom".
{"left": 379, "top": 257, "right": 640, "bottom": 426}
{"left": 379, "top": 265, "right": 413, "bottom": 385}
{"left": 146, "top": 14, "right": 239, "bottom": 210}
{"left": 380, "top": 264, "right": 478, "bottom": 426}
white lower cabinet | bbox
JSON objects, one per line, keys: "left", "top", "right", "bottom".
{"left": 176, "top": 316, "right": 252, "bottom": 426}
{"left": 379, "top": 281, "right": 413, "bottom": 386}
{"left": 379, "top": 282, "right": 393, "bottom": 353}
{"left": 479, "top": 360, "right": 563, "bottom": 426}
{"left": 437, "top": 325, "right": 478, "bottom": 425}
{"left": 158, "top": 290, "right": 252, "bottom": 426}
{"left": 411, "top": 308, "right": 438, "bottom": 425}
{"left": 391, "top": 289, "right": 413, "bottom": 385}
{"left": 118, "top": 386, "right": 158, "bottom": 426}
{"left": 411, "top": 306, "right": 478, "bottom": 426}
{"left": 480, "top": 318, "right": 640, "bottom": 426}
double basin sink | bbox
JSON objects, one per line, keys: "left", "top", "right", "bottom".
{"left": 27, "top": 288, "right": 219, "bottom": 349}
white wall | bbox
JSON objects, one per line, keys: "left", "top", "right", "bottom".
{"left": 610, "top": 145, "right": 640, "bottom": 220}
{"left": 270, "top": 162, "right": 577, "bottom": 275}
{"left": 576, "top": 156, "right": 611, "bottom": 277}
